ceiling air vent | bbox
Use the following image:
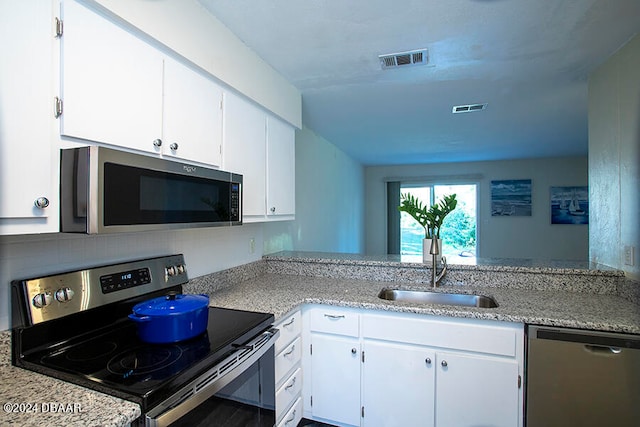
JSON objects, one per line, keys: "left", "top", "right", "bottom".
{"left": 452, "top": 103, "right": 488, "bottom": 113}
{"left": 379, "top": 48, "right": 429, "bottom": 69}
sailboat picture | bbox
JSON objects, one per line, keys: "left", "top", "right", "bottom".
{"left": 551, "top": 186, "right": 589, "bottom": 224}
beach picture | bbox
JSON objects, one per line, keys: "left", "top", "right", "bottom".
{"left": 491, "top": 179, "right": 532, "bottom": 216}
{"left": 550, "top": 186, "right": 589, "bottom": 224}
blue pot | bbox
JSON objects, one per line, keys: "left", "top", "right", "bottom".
{"left": 128, "top": 293, "right": 209, "bottom": 344}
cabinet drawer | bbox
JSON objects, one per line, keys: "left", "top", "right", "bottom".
{"left": 275, "top": 310, "right": 301, "bottom": 353}
{"left": 276, "top": 368, "right": 302, "bottom": 422}
{"left": 362, "top": 313, "right": 520, "bottom": 357}
{"left": 276, "top": 337, "right": 301, "bottom": 385}
{"left": 309, "top": 308, "right": 359, "bottom": 337}
{"left": 277, "top": 396, "right": 302, "bottom": 427}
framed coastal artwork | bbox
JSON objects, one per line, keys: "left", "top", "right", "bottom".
{"left": 550, "top": 186, "right": 589, "bottom": 224}
{"left": 491, "top": 179, "right": 532, "bottom": 216}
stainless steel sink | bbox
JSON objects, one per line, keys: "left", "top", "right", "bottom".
{"left": 378, "top": 289, "right": 498, "bottom": 308}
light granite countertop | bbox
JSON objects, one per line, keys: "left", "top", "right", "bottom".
{"left": 264, "top": 251, "right": 624, "bottom": 275}
{"left": 0, "top": 332, "right": 141, "bottom": 427}
{"left": 205, "top": 273, "right": 640, "bottom": 334}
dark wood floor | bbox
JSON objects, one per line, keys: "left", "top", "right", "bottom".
{"left": 298, "top": 419, "right": 337, "bottom": 427}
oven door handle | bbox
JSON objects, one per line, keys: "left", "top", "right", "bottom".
{"left": 145, "top": 327, "right": 280, "bottom": 427}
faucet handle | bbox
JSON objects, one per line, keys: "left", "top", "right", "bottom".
{"left": 429, "top": 238, "right": 440, "bottom": 255}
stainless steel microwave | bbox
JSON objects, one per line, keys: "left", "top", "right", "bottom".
{"left": 60, "top": 146, "right": 242, "bottom": 234}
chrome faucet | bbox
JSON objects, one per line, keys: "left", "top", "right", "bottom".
{"left": 429, "top": 239, "right": 448, "bottom": 287}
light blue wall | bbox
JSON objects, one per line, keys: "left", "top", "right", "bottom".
{"left": 264, "top": 126, "right": 366, "bottom": 254}
{"left": 365, "top": 157, "right": 589, "bottom": 260}
{"left": 589, "top": 34, "right": 640, "bottom": 279}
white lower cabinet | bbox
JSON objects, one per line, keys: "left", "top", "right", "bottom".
{"left": 361, "top": 340, "right": 435, "bottom": 427}
{"left": 310, "top": 333, "right": 361, "bottom": 426}
{"left": 274, "top": 311, "right": 303, "bottom": 425}
{"left": 277, "top": 396, "right": 303, "bottom": 427}
{"left": 303, "top": 305, "right": 525, "bottom": 427}
{"left": 434, "top": 351, "right": 520, "bottom": 427}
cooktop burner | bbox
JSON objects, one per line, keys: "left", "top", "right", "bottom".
{"left": 107, "top": 345, "right": 184, "bottom": 378}
{"left": 20, "top": 306, "right": 272, "bottom": 410}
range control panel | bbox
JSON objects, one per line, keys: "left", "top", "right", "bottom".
{"left": 100, "top": 267, "right": 152, "bottom": 294}
{"left": 12, "top": 254, "right": 188, "bottom": 326}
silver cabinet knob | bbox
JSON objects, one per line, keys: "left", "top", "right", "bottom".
{"left": 270, "top": 207, "right": 276, "bottom": 213}
{"left": 351, "top": 348, "right": 357, "bottom": 354}
{"left": 170, "top": 142, "right": 179, "bottom": 151}
{"left": 153, "top": 138, "right": 163, "bottom": 147}
{"left": 34, "top": 197, "right": 49, "bottom": 209}
{"left": 425, "top": 358, "right": 432, "bottom": 365}
{"left": 441, "top": 360, "right": 448, "bottom": 367}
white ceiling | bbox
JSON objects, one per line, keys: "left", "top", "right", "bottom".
{"left": 198, "top": 0, "right": 640, "bottom": 166}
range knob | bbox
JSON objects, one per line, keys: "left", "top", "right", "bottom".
{"left": 32, "top": 292, "right": 53, "bottom": 308}
{"left": 55, "top": 287, "right": 75, "bottom": 303}
{"left": 166, "top": 266, "right": 177, "bottom": 277}
{"left": 176, "top": 265, "right": 185, "bottom": 274}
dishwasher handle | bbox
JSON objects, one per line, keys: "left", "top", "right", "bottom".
{"left": 585, "top": 344, "right": 623, "bottom": 355}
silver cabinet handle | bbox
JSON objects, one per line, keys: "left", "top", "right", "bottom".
{"left": 285, "top": 409, "right": 296, "bottom": 425}
{"left": 34, "top": 197, "right": 49, "bottom": 209}
{"left": 285, "top": 377, "right": 296, "bottom": 390}
{"left": 324, "top": 314, "right": 345, "bottom": 319}
{"left": 284, "top": 345, "right": 295, "bottom": 357}
{"left": 425, "top": 358, "right": 432, "bottom": 365}
{"left": 153, "top": 138, "right": 162, "bottom": 147}
{"left": 270, "top": 206, "right": 276, "bottom": 213}
{"left": 170, "top": 142, "right": 179, "bottom": 151}
{"left": 282, "top": 317, "right": 295, "bottom": 327}
{"left": 351, "top": 348, "right": 357, "bottom": 354}
{"left": 441, "top": 360, "right": 448, "bottom": 367}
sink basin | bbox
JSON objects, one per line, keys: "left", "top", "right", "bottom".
{"left": 378, "top": 289, "right": 498, "bottom": 308}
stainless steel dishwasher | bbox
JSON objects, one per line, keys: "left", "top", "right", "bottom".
{"left": 526, "top": 325, "right": 640, "bottom": 427}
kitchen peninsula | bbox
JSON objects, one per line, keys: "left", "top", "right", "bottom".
{"left": 1, "top": 251, "right": 638, "bottom": 426}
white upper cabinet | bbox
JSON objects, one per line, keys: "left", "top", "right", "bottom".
{"left": 60, "top": 0, "right": 164, "bottom": 152}
{"left": 223, "top": 91, "right": 267, "bottom": 221}
{"left": 0, "top": 0, "right": 59, "bottom": 234}
{"left": 224, "top": 92, "right": 296, "bottom": 222}
{"left": 266, "top": 117, "right": 296, "bottom": 219}
{"left": 161, "top": 57, "right": 223, "bottom": 166}
{"left": 59, "top": 0, "right": 223, "bottom": 167}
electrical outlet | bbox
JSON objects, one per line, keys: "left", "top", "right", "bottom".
{"left": 249, "top": 238, "right": 255, "bottom": 254}
{"left": 624, "top": 245, "right": 635, "bottom": 266}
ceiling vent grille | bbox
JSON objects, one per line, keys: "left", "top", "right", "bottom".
{"left": 379, "top": 48, "right": 429, "bottom": 69}
{"left": 452, "top": 103, "right": 488, "bottom": 113}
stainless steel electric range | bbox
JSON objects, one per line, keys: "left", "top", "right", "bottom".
{"left": 11, "top": 254, "right": 278, "bottom": 427}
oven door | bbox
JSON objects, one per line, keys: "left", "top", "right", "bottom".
{"left": 145, "top": 328, "right": 278, "bottom": 427}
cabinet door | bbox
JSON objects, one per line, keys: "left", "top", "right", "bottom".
{"left": 0, "top": 0, "right": 58, "bottom": 233}
{"left": 60, "top": 0, "right": 163, "bottom": 152}
{"left": 162, "top": 57, "right": 223, "bottom": 167}
{"left": 266, "top": 116, "right": 295, "bottom": 217}
{"left": 310, "top": 333, "right": 360, "bottom": 426}
{"left": 223, "top": 92, "right": 266, "bottom": 220}
{"left": 362, "top": 340, "right": 435, "bottom": 427}
{"left": 435, "top": 351, "right": 519, "bottom": 427}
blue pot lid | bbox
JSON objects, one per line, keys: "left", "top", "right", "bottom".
{"left": 132, "top": 293, "right": 209, "bottom": 316}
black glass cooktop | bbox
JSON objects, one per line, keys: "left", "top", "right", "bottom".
{"left": 20, "top": 307, "right": 273, "bottom": 410}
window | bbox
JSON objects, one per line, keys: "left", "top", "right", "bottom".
{"left": 399, "top": 183, "right": 477, "bottom": 258}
